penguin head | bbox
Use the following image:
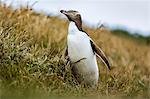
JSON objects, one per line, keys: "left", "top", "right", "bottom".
{"left": 60, "top": 10, "right": 81, "bottom": 22}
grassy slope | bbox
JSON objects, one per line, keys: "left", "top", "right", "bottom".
{"left": 111, "top": 29, "right": 150, "bottom": 45}
{"left": 0, "top": 6, "right": 150, "bottom": 98}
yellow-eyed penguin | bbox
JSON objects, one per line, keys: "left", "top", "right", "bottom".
{"left": 60, "top": 10, "right": 110, "bottom": 87}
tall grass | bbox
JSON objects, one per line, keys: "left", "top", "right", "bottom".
{"left": 0, "top": 5, "right": 149, "bottom": 98}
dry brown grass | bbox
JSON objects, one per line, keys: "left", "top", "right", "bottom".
{"left": 0, "top": 5, "right": 149, "bottom": 99}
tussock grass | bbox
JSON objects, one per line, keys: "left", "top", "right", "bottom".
{"left": 0, "top": 5, "right": 149, "bottom": 98}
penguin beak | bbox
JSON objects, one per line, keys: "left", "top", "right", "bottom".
{"left": 60, "top": 10, "right": 68, "bottom": 15}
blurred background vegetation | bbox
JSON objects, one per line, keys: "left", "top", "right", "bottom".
{"left": 111, "top": 29, "right": 150, "bottom": 45}
{"left": 0, "top": 4, "right": 149, "bottom": 99}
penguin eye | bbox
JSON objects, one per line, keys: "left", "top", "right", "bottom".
{"left": 76, "top": 14, "right": 80, "bottom": 17}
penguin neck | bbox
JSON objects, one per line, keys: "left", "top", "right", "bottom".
{"left": 68, "top": 19, "right": 83, "bottom": 32}
{"left": 74, "top": 19, "right": 82, "bottom": 31}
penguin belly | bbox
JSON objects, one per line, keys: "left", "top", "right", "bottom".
{"left": 67, "top": 33, "right": 99, "bottom": 86}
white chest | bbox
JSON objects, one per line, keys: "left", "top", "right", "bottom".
{"left": 67, "top": 22, "right": 93, "bottom": 62}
